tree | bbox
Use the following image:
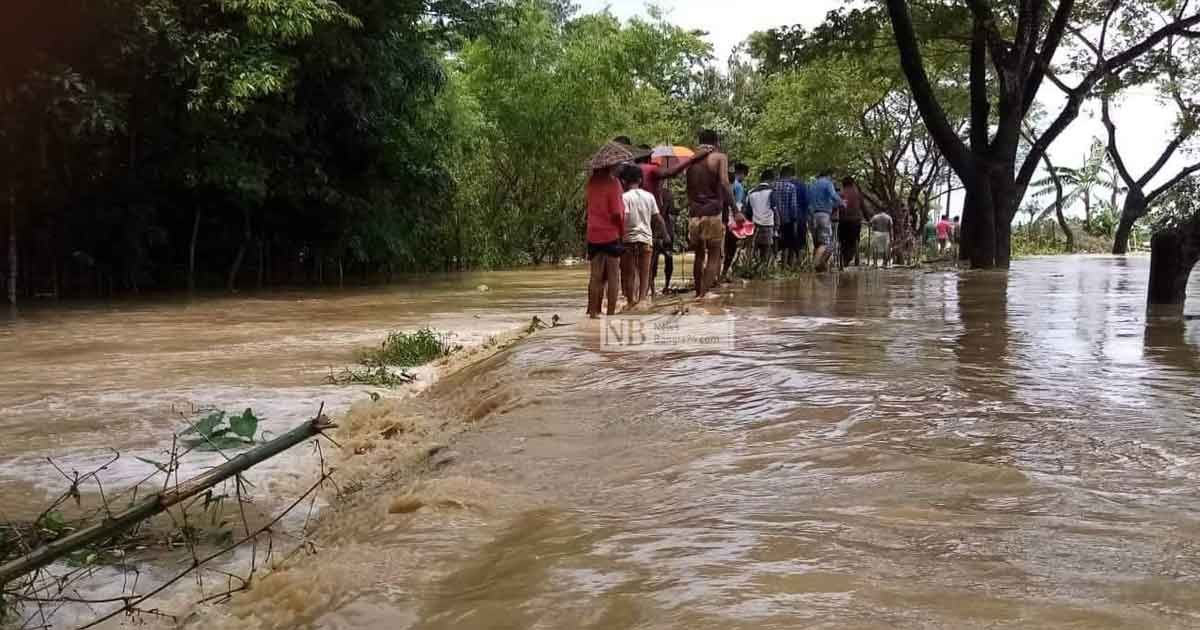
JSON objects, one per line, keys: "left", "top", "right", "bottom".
{"left": 747, "top": 6, "right": 966, "bottom": 243}
{"left": 1025, "top": 125, "right": 1075, "bottom": 250}
{"left": 1097, "top": 2, "right": 1200, "bottom": 254}
{"left": 1147, "top": 177, "right": 1200, "bottom": 314}
{"left": 885, "top": 0, "right": 1200, "bottom": 268}
{"left": 0, "top": 0, "right": 501, "bottom": 298}
{"left": 454, "top": 0, "right": 712, "bottom": 265}
{"left": 1031, "top": 139, "right": 1123, "bottom": 232}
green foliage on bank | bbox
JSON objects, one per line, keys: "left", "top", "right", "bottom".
{"left": 328, "top": 327, "right": 457, "bottom": 388}
{"left": 360, "top": 328, "right": 459, "bottom": 367}
{"left": 3, "top": 0, "right": 728, "bottom": 296}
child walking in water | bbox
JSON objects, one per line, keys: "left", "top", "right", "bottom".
{"left": 619, "top": 164, "right": 661, "bottom": 308}
{"left": 585, "top": 144, "right": 629, "bottom": 318}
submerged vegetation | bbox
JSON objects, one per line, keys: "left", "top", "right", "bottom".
{"left": 359, "top": 329, "right": 459, "bottom": 368}
{"left": 328, "top": 327, "right": 457, "bottom": 388}
{"left": 327, "top": 366, "right": 418, "bottom": 388}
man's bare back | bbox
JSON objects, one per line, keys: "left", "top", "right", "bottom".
{"left": 686, "top": 149, "right": 730, "bottom": 218}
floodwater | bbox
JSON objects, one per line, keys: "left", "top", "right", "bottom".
{"left": 4, "top": 256, "right": 1200, "bottom": 629}
{"left": 0, "top": 269, "right": 588, "bottom": 518}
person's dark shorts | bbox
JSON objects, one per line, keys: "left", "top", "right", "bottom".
{"left": 779, "top": 222, "right": 802, "bottom": 250}
{"left": 587, "top": 241, "right": 624, "bottom": 259}
{"left": 754, "top": 225, "right": 775, "bottom": 248}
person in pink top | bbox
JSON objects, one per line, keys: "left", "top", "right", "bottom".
{"left": 586, "top": 164, "right": 626, "bottom": 318}
{"left": 936, "top": 214, "right": 953, "bottom": 254}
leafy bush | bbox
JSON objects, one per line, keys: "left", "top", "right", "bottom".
{"left": 359, "top": 328, "right": 458, "bottom": 368}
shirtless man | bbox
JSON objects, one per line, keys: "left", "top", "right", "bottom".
{"left": 686, "top": 129, "right": 740, "bottom": 299}
{"left": 636, "top": 145, "right": 709, "bottom": 295}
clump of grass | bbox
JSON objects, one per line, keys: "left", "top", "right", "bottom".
{"left": 359, "top": 328, "right": 458, "bottom": 368}
{"left": 731, "top": 256, "right": 812, "bottom": 280}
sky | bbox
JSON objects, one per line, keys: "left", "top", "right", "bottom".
{"left": 577, "top": 0, "right": 1188, "bottom": 218}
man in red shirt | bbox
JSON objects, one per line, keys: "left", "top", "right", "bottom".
{"left": 586, "top": 160, "right": 626, "bottom": 318}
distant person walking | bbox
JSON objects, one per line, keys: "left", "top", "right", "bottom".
{"left": 585, "top": 143, "right": 630, "bottom": 318}
{"left": 774, "top": 165, "right": 808, "bottom": 267}
{"left": 936, "top": 214, "right": 953, "bottom": 254}
{"left": 868, "top": 210, "right": 894, "bottom": 268}
{"left": 618, "top": 164, "right": 661, "bottom": 308}
{"left": 808, "top": 169, "right": 843, "bottom": 272}
{"left": 686, "top": 129, "right": 739, "bottom": 299}
{"left": 838, "top": 176, "right": 864, "bottom": 267}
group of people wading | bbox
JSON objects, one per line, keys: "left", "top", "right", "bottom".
{"left": 584, "top": 130, "right": 908, "bottom": 318}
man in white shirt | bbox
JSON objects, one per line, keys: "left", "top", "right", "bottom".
{"left": 746, "top": 169, "right": 778, "bottom": 267}
{"left": 619, "top": 164, "right": 664, "bottom": 307}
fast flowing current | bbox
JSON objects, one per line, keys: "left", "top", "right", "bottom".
{"left": 3, "top": 256, "right": 1200, "bottom": 629}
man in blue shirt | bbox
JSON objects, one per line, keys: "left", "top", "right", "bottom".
{"left": 732, "top": 163, "right": 749, "bottom": 211}
{"left": 773, "top": 164, "right": 809, "bottom": 267}
{"left": 807, "top": 169, "right": 844, "bottom": 272}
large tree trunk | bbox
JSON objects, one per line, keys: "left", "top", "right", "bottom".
{"left": 962, "top": 182, "right": 998, "bottom": 268}
{"left": 1147, "top": 220, "right": 1200, "bottom": 317}
{"left": 1112, "top": 190, "right": 1148, "bottom": 255}
{"left": 188, "top": 207, "right": 203, "bottom": 293}
{"left": 958, "top": 168, "right": 1021, "bottom": 269}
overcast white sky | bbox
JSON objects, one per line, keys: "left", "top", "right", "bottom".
{"left": 579, "top": 0, "right": 1186, "bottom": 217}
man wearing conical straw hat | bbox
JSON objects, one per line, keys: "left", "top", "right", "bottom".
{"left": 584, "top": 141, "right": 633, "bottom": 317}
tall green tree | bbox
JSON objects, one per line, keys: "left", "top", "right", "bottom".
{"left": 0, "top": 0, "right": 497, "bottom": 299}
{"left": 747, "top": 6, "right": 967, "bottom": 239}
{"left": 885, "top": 0, "right": 1200, "bottom": 268}
{"left": 453, "top": 0, "right": 711, "bottom": 265}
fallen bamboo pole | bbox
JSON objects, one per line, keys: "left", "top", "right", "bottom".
{"left": 0, "top": 414, "right": 336, "bottom": 587}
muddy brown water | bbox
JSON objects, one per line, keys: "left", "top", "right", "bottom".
{"left": 4, "top": 256, "right": 1200, "bottom": 629}
{"left": 0, "top": 270, "right": 587, "bottom": 519}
